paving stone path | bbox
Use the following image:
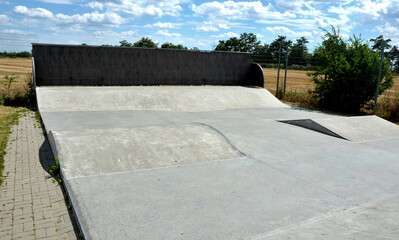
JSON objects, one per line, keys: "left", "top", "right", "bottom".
{"left": 0, "top": 111, "right": 79, "bottom": 240}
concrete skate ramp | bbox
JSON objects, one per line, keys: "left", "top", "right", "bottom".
{"left": 48, "top": 123, "right": 244, "bottom": 178}
{"left": 36, "top": 86, "right": 286, "bottom": 113}
{"left": 34, "top": 45, "right": 399, "bottom": 239}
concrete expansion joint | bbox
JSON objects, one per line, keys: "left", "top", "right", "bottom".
{"left": 248, "top": 156, "right": 347, "bottom": 201}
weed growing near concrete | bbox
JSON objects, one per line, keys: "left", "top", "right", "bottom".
{"left": 49, "top": 156, "right": 62, "bottom": 184}
{"left": 1, "top": 74, "right": 18, "bottom": 102}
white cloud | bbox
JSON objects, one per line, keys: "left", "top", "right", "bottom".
{"left": 144, "top": 22, "right": 182, "bottom": 28}
{"left": 121, "top": 30, "right": 137, "bottom": 36}
{"left": 87, "top": 2, "right": 104, "bottom": 10}
{"left": 0, "top": 14, "right": 9, "bottom": 25}
{"left": 191, "top": 1, "right": 296, "bottom": 20}
{"left": 274, "top": 0, "right": 323, "bottom": 16}
{"left": 36, "top": 0, "right": 74, "bottom": 4}
{"left": 87, "top": 0, "right": 185, "bottom": 18}
{"left": 375, "top": 22, "right": 399, "bottom": 37}
{"left": 259, "top": 14, "right": 353, "bottom": 33}
{"left": 217, "top": 23, "right": 229, "bottom": 29}
{"left": 196, "top": 25, "right": 219, "bottom": 32}
{"left": 210, "top": 32, "right": 239, "bottom": 38}
{"left": 265, "top": 26, "right": 315, "bottom": 38}
{"left": 194, "top": 21, "right": 231, "bottom": 32}
{"left": 255, "top": 33, "right": 264, "bottom": 38}
{"left": 93, "top": 30, "right": 116, "bottom": 36}
{"left": 14, "top": 6, "right": 123, "bottom": 27}
{"left": 155, "top": 29, "right": 181, "bottom": 37}
{"left": 1, "top": 29, "right": 34, "bottom": 35}
{"left": 328, "top": 0, "right": 396, "bottom": 24}
{"left": 14, "top": 6, "right": 53, "bottom": 18}
{"left": 54, "top": 11, "right": 123, "bottom": 26}
{"left": 390, "top": 37, "right": 399, "bottom": 46}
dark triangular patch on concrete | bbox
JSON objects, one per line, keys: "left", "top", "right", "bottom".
{"left": 279, "top": 119, "right": 347, "bottom": 140}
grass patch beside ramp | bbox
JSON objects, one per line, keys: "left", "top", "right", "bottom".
{"left": 0, "top": 106, "right": 22, "bottom": 186}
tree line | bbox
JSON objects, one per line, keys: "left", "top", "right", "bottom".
{"left": 106, "top": 33, "right": 399, "bottom": 73}
{"left": 98, "top": 38, "right": 195, "bottom": 51}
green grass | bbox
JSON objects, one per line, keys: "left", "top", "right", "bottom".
{"left": 0, "top": 106, "right": 22, "bottom": 186}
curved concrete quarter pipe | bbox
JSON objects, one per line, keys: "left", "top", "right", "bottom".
{"left": 33, "top": 44, "right": 399, "bottom": 240}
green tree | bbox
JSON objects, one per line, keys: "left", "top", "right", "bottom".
{"left": 289, "top": 37, "right": 309, "bottom": 65}
{"left": 370, "top": 35, "right": 392, "bottom": 51}
{"left": 253, "top": 43, "right": 269, "bottom": 55}
{"left": 214, "top": 37, "right": 241, "bottom": 52}
{"left": 309, "top": 26, "right": 393, "bottom": 113}
{"left": 267, "top": 36, "right": 292, "bottom": 61}
{"left": 214, "top": 33, "right": 260, "bottom": 53}
{"left": 133, "top": 37, "right": 158, "bottom": 48}
{"left": 161, "top": 42, "right": 188, "bottom": 50}
{"left": 119, "top": 40, "right": 133, "bottom": 47}
{"left": 239, "top": 33, "right": 260, "bottom": 52}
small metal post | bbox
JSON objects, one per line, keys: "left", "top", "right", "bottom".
{"left": 276, "top": 42, "right": 282, "bottom": 97}
{"left": 32, "top": 57, "right": 36, "bottom": 88}
{"left": 283, "top": 46, "right": 289, "bottom": 96}
{"left": 374, "top": 41, "right": 385, "bottom": 110}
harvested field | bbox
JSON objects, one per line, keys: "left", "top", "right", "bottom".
{"left": 263, "top": 68, "right": 314, "bottom": 94}
{"left": 263, "top": 68, "right": 399, "bottom": 97}
{"left": 0, "top": 58, "right": 32, "bottom": 96}
{"left": 0, "top": 58, "right": 32, "bottom": 79}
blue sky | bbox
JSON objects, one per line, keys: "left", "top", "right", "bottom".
{"left": 0, "top": 0, "right": 398, "bottom": 52}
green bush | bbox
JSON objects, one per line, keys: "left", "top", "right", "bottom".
{"left": 309, "top": 26, "right": 393, "bottom": 113}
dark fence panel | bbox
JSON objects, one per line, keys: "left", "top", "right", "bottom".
{"left": 33, "top": 44, "right": 263, "bottom": 87}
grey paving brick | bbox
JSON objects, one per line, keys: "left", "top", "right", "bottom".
{"left": 0, "top": 111, "right": 79, "bottom": 240}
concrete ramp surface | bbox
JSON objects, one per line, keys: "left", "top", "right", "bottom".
{"left": 34, "top": 45, "right": 399, "bottom": 240}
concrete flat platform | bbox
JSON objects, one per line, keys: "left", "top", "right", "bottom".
{"left": 37, "top": 86, "right": 399, "bottom": 239}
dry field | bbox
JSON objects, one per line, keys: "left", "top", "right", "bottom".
{"left": 263, "top": 68, "right": 314, "bottom": 94}
{"left": 263, "top": 68, "right": 399, "bottom": 98}
{"left": 0, "top": 58, "right": 32, "bottom": 96}
{"left": 0, "top": 58, "right": 32, "bottom": 80}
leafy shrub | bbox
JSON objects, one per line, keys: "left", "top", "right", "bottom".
{"left": 309, "top": 26, "right": 393, "bottom": 113}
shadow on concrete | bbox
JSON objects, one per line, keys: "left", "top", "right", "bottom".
{"left": 39, "top": 137, "right": 83, "bottom": 239}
